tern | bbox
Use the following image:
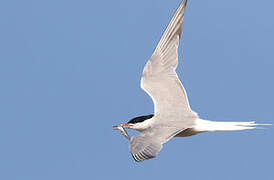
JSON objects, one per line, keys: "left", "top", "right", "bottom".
{"left": 113, "top": 0, "right": 270, "bottom": 162}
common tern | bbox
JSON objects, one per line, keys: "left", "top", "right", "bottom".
{"left": 113, "top": 0, "right": 270, "bottom": 162}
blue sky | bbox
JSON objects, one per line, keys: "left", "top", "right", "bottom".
{"left": 0, "top": 0, "right": 273, "bottom": 179}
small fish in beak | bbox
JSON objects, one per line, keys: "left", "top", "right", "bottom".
{"left": 113, "top": 125, "right": 130, "bottom": 140}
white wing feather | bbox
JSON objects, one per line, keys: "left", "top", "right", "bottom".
{"left": 130, "top": 0, "right": 198, "bottom": 162}
{"left": 141, "top": 0, "right": 197, "bottom": 118}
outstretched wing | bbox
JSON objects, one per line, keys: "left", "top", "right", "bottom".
{"left": 130, "top": 127, "right": 183, "bottom": 162}
{"left": 130, "top": 135, "right": 162, "bottom": 162}
{"left": 141, "top": 0, "right": 196, "bottom": 117}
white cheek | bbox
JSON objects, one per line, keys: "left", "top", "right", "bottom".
{"left": 133, "top": 120, "right": 153, "bottom": 131}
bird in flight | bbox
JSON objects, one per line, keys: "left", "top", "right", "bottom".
{"left": 113, "top": 0, "right": 270, "bottom": 162}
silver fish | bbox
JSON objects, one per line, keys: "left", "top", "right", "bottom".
{"left": 116, "top": 126, "right": 130, "bottom": 140}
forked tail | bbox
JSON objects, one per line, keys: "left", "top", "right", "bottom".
{"left": 194, "top": 119, "right": 271, "bottom": 133}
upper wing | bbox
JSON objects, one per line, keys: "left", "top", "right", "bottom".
{"left": 141, "top": 0, "right": 196, "bottom": 117}
{"left": 130, "top": 127, "right": 183, "bottom": 162}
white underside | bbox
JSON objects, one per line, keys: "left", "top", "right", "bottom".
{"left": 194, "top": 119, "right": 270, "bottom": 133}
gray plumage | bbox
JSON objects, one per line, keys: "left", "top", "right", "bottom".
{"left": 129, "top": 0, "right": 195, "bottom": 162}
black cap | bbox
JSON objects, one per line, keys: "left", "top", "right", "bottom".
{"left": 128, "top": 114, "right": 154, "bottom": 124}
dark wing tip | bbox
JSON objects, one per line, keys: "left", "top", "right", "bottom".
{"left": 131, "top": 146, "right": 158, "bottom": 162}
{"left": 131, "top": 153, "right": 156, "bottom": 162}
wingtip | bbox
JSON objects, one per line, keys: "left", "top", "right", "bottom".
{"left": 131, "top": 154, "right": 144, "bottom": 162}
{"left": 182, "top": 0, "right": 188, "bottom": 8}
{"left": 131, "top": 151, "right": 156, "bottom": 162}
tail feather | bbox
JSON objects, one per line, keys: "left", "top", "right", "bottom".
{"left": 194, "top": 119, "right": 271, "bottom": 132}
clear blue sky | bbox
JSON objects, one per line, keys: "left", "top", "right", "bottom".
{"left": 0, "top": 0, "right": 273, "bottom": 179}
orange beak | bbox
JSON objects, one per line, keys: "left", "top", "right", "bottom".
{"left": 113, "top": 123, "right": 131, "bottom": 129}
